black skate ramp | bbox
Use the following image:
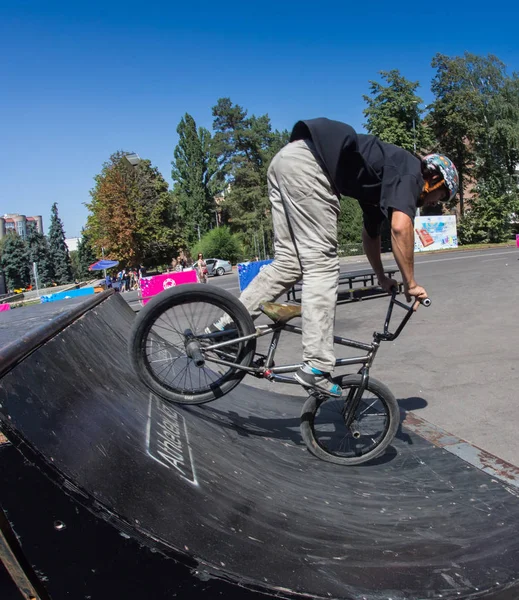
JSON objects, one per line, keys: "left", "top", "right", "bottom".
{"left": 1, "top": 292, "right": 519, "bottom": 600}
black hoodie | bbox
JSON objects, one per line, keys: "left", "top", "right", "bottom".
{"left": 290, "top": 118, "right": 424, "bottom": 237}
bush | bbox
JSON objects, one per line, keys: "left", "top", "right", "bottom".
{"left": 192, "top": 226, "right": 244, "bottom": 264}
{"left": 338, "top": 197, "right": 363, "bottom": 248}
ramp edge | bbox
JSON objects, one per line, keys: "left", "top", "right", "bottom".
{"left": 0, "top": 290, "right": 114, "bottom": 379}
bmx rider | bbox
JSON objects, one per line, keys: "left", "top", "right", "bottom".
{"left": 209, "top": 118, "right": 459, "bottom": 397}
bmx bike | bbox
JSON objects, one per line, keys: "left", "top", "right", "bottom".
{"left": 129, "top": 285, "right": 430, "bottom": 466}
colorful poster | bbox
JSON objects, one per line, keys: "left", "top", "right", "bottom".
{"left": 414, "top": 215, "right": 458, "bottom": 252}
{"left": 140, "top": 270, "right": 198, "bottom": 304}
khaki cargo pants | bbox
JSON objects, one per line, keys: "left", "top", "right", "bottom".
{"left": 234, "top": 139, "right": 340, "bottom": 372}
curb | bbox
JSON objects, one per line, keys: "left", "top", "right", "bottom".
{"left": 404, "top": 412, "right": 519, "bottom": 490}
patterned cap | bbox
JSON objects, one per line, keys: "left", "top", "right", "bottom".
{"left": 422, "top": 154, "right": 459, "bottom": 201}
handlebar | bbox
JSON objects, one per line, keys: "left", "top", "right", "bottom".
{"left": 375, "top": 289, "right": 431, "bottom": 342}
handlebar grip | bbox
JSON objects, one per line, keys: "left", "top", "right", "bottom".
{"left": 420, "top": 297, "right": 431, "bottom": 307}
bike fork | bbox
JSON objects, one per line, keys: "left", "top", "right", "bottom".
{"left": 342, "top": 367, "right": 369, "bottom": 437}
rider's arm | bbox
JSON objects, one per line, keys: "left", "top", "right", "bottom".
{"left": 362, "top": 229, "right": 384, "bottom": 279}
{"left": 390, "top": 210, "right": 416, "bottom": 290}
{"left": 361, "top": 205, "right": 396, "bottom": 291}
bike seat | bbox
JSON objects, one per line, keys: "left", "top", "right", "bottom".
{"left": 260, "top": 302, "right": 302, "bottom": 324}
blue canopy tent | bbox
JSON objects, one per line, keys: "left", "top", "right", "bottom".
{"left": 88, "top": 260, "right": 119, "bottom": 271}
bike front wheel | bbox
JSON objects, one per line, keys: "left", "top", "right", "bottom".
{"left": 130, "top": 284, "right": 256, "bottom": 405}
{"left": 300, "top": 374, "right": 399, "bottom": 465}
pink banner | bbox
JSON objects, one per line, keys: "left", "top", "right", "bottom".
{"left": 0, "top": 304, "right": 11, "bottom": 312}
{"left": 140, "top": 270, "right": 199, "bottom": 305}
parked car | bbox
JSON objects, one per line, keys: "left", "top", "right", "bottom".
{"left": 205, "top": 258, "right": 232, "bottom": 276}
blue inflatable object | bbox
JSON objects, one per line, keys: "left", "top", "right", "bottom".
{"left": 237, "top": 260, "right": 273, "bottom": 292}
{"left": 41, "top": 287, "right": 95, "bottom": 303}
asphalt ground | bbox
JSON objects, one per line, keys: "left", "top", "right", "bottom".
{"left": 121, "top": 247, "right": 518, "bottom": 464}
{"left": 161, "top": 247, "right": 519, "bottom": 466}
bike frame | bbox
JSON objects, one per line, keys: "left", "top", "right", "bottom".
{"left": 203, "top": 290, "right": 425, "bottom": 382}
{"left": 199, "top": 290, "right": 428, "bottom": 429}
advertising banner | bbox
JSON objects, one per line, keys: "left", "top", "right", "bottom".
{"left": 140, "top": 270, "right": 198, "bottom": 305}
{"left": 237, "top": 259, "right": 273, "bottom": 292}
{"left": 414, "top": 215, "right": 458, "bottom": 252}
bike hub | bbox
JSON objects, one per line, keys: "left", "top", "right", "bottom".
{"left": 184, "top": 329, "right": 205, "bottom": 368}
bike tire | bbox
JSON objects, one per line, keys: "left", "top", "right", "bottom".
{"left": 130, "top": 284, "right": 256, "bottom": 405}
{"left": 300, "top": 374, "right": 399, "bottom": 466}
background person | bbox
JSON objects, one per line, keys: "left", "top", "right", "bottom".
{"left": 196, "top": 253, "right": 208, "bottom": 283}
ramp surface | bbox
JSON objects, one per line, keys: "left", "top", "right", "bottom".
{"left": 1, "top": 293, "right": 519, "bottom": 599}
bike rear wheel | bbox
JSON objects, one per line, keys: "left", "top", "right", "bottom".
{"left": 300, "top": 374, "right": 399, "bottom": 465}
{"left": 130, "top": 284, "right": 256, "bottom": 404}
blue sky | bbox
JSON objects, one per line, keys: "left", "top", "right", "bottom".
{"left": 1, "top": 0, "right": 518, "bottom": 240}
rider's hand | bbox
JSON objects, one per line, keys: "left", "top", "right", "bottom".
{"left": 378, "top": 275, "right": 398, "bottom": 294}
{"left": 405, "top": 283, "right": 428, "bottom": 303}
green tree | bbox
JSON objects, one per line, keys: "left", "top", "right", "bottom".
{"left": 457, "top": 182, "right": 519, "bottom": 244}
{"left": 0, "top": 231, "right": 30, "bottom": 290}
{"left": 171, "top": 114, "right": 222, "bottom": 247}
{"left": 429, "top": 53, "right": 509, "bottom": 214}
{"left": 26, "top": 222, "right": 54, "bottom": 285}
{"left": 363, "top": 70, "right": 433, "bottom": 152}
{"left": 69, "top": 251, "right": 81, "bottom": 282}
{"left": 86, "top": 153, "right": 182, "bottom": 267}
{"left": 71, "top": 230, "right": 97, "bottom": 280}
{"left": 48, "top": 203, "right": 73, "bottom": 284}
{"left": 476, "top": 73, "right": 519, "bottom": 194}
{"left": 211, "top": 98, "right": 289, "bottom": 257}
{"left": 192, "top": 226, "right": 243, "bottom": 265}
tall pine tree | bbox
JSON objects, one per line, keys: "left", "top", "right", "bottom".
{"left": 48, "top": 203, "right": 73, "bottom": 284}
{"left": 171, "top": 114, "right": 222, "bottom": 246}
{"left": 0, "top": 231, "right": 30, "bottom": 290}
{"left": 75, "top": 230, "right": 97, "bottom": 278}
{"left": 211, "top": 98, "right": 289, "bottom": 257}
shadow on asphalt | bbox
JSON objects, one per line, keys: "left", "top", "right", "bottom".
{"left": 398, "top": 396, "right": 428, "bottom": 411}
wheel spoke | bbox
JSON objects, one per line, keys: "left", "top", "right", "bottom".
{"left": 358, "top": 399, "right": 378, "bottom": 416}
